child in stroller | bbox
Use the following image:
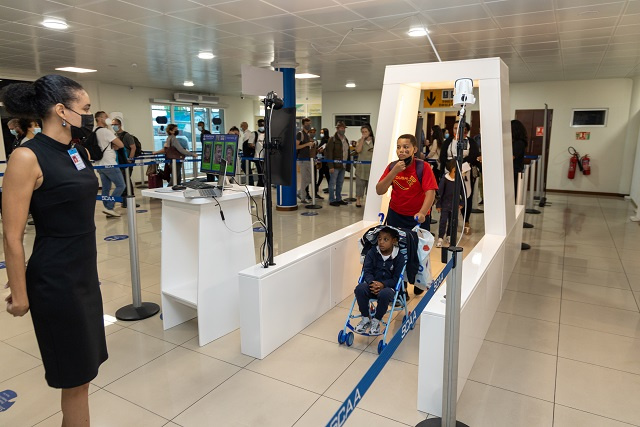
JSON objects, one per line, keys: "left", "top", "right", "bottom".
{"left": 354, "top": 227, "right": 404, "bottom": 335}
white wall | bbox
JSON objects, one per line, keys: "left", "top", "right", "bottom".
{"left": 78, "top": 80, "right": 256, "bottom": 151}
{"left": 627, "top": 75, "right": 640, "bottom": 206}
{"left": 510, "top": 79, "right": 634, "bottom": 195}
{"left": 321, "top": 89, "right": 382, "bottom": 142}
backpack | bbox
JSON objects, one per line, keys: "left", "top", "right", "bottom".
{"left": 120, "top": 131, "right": 143, "bottom": 157}
{"left": 388, "top": 158, "right": 425, "bottom": 184}
{"left": 79, "top": 126, "right": 108, "bottom": 161}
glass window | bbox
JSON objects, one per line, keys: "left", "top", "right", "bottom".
{"left": 211, "top": 109, "right": 225, "bottom": 134}
{"left": 151, "top": 105, "right": 171, "bottom": 151}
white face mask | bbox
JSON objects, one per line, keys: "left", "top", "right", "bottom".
{"left": 320, "top": 133, "right": 325, "bottom": 138}
{"left": 33, "top": 127, "right": 41, "bottom": 134}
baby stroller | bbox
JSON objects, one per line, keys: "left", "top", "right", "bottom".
{"left": 337, "top": 224, "right": 415, "bottom": 354}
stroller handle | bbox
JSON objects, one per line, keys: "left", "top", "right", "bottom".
{"left": 378, "top": 213, "right": 385, "bottom": 224}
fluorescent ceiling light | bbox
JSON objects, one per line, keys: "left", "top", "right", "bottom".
{"left": 295, "top": 73, "right": 320, "bottom": 79}
{"left": 55, "top": 67, "right": 97, "bottom": 73}
{"left": 42, "top": 18, "right": 68, "bottom": 30}
{"left": 345, "top": 82, "right": 356, "bottom": 88}
{"left": 408, "top": 26, "right": 428, "bottom": 37}
{"left": 198, "top": 52, "right": 215, "bottom": 59}
{"left": 183, "top": 81, "right": 194, "bottom": 87}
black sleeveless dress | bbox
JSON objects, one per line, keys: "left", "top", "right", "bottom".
{"left": 23, "top": 133, "right": 108, "bottom": 389}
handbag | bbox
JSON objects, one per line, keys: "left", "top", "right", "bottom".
{"left": 165, "top": 145, "right": 184, "bottom": 160}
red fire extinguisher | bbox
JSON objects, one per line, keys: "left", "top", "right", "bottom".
{"left": 581, "top": 154, "right": 591, "bottom": 175}
{"left": 568, "top": 147, "right": 580, "bottom": 179}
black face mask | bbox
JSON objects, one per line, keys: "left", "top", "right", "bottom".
{"left": 67, "top": 107, "right": 94, "bottom": 136}
{"left": 175, "top": 129, "right": 180, "bottom": 136}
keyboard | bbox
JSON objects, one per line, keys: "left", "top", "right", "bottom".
{"left": 184, "top": 188, "right": 222, "bottom": 199}
{"left": 183, "top": 181, "right": 215, "bottom": 190}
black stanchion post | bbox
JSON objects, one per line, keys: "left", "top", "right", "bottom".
{"left": 526, "top": 160, "right": 541, "bottom": 214}
{"left": 418, "top": 248, "right": 469, "bottom": 427}
{"left": 115, "top": 166, "right": 160, "bottom": 321}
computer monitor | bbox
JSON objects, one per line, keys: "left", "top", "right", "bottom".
{"left": 201, "top": 133, "right": 239, "bottom": 176}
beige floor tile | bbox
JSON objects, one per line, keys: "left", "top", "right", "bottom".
{"left": 93, "top": 328, "right": 176, "bottom": 387}
{"left": 561, "top": 299, "right": 640, "bottom": 339}
{"left": 34, "top": 389, "right": 168, "bottom": 427}
{"left": 0, "top": 311, "right": 34, "bottom": 340}
{"left": 497, "top": 290, "right": 561, "bottom": 322}
{"left": 246, "top": 334, "right": 361, "bottom": 394}
{"left": 456, "top": 380, "right": 553, "bottom": 427}
{"left": 105, "top": 347, "right": 239, "bottom": 419}
{"left": 562, "top": 281, "right": 638, "bottom": 311}
{"left": 99, "top": 279, "right": 134, "bottom": 303}
{"left": 293, "top": 396, "right": 410, "bottom": 427}
{"left": 324, "top": 352, "right": 430, "bottom": 426}
{"left": 615, "top": 238, "right": 640, "bottom": 252}
{"left": 129, "top": 316, "right": 198, "bottom": 345}
{"left": 485, "top": 312, "right": 559, "bottom": 355}
{"left": 564, "top": 244, "right": 619, "bottom": 260}
{"left": 506, "top": 273, "right": 562, "bottom": 298}
{"left": 553, "top": 405, "right": 637, "bottom": 427}
{"left": 518, "top": 248, "right": 564, "bottom": 265}
{"left": 302, "top": 306, "right": 375, "bottom": 351}
{"left": 173, "top": 369, "right": 319, "bottom": 427}
{"left": 468, "top": 341, "right": 557, "bottom": 401}
{"left": 563, "top": 256, "right": 625, "bottom": 272}
{"left": 629, "top": 275, "right": 640, "bottom": 292}
{"left": 0, "top": 341, "right": 41, "bottom": 382}
{"left": 513, "top": 259, "right": 563, "bottom": 280}
{"left": 101, "top": 291, "right": 162, "bottom": 327}
{"left": 559, "top": 324, "right": 640, "bottom": 375}
{"left": 363, "top": 317, "right": 421, "bottom": 365}
{"left": 617, "top": 248, "right": 640, "bottom": 262}
{"left": 562, "top": 266, "right": 630, "bottom": 289}
{"left": 556, "top": 358, "right": 640, "bottom": 425}
{"left": 181, "top": 329, "right": 255, "bottom": 368}
{"left": 0, "top": 366, "right": 64, "bottom": 426}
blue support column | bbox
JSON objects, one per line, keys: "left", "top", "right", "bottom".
{"left": 276, "top": 67, "right": 298, "bottom": 210}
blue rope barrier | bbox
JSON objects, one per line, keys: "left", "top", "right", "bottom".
{"left": 524, "top": 155, "right": 540, "bottom": 160}
{"left": 325, "top": 257, "right": 455, "bottom": 427}
{"left": 96, "top": 195, "right": 124, "bottom": 203}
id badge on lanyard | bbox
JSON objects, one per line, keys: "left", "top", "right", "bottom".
{"left": 68, "top": 147, "right": 86, "bottom": 171}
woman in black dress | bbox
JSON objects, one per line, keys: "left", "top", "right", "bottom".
{"left": 1, "top": 75, "right": 107, "bottom": 426}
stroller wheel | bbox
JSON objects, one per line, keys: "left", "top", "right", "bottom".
{"left": 346, "top": 332, "right": 355, "bottom": 347}
{"left": 338, "top": 330, "right": 346, "bottom": 345}
{"left": 377, "top": 340, "right": 386, "bottom": 354}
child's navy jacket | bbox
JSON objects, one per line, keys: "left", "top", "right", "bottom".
{"left": 362, "top": 246, "right": 405, "bottom": 289}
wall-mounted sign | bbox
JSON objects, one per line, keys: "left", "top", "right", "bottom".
{"left": 536, "top": 126, "right": 544, "bottom": 136}
{"left": 576, "top": 132, "right": 590, "bottom": 140}
{"left": 423, "top": 89, "right": 454, "bottom": 108}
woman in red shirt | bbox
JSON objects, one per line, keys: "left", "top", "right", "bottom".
{"left": 376, "top": 133, "right": 438, "bottom": 230}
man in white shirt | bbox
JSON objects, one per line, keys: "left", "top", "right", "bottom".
{"left": 254, "top": 119, "right": 265, "bottom": 186}
{"left": 240, "top": 121, "right": 256, "bottom": 185}
{"left": 94, "top": 111, "right": 125, "bottom": 217}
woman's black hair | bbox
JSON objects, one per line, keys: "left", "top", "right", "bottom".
{"left": 360, "top": 123, "right": 375, "bottom": 145}
{"left": 321, "top": 128, "right": 330, "bottom": 141}
{"left": 511, "top": 119, "right": 528, "bottom": 142}
{"left": 431, "top": 125, "right": 444, "bottom": 150}
{"left": 0, "top": 74, "right": 84, "bottom": 119}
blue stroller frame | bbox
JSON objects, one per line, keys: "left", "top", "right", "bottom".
{"left": 337, "top": 224, "right": 415, "bottom": 354}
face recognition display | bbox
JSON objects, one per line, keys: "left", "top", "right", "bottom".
{"left": 201, "top": 134, "right": 239, "bottom": 176}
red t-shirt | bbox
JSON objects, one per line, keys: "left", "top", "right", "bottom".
{"left": 378, "top": 159, "right": 438, "bottom": 216}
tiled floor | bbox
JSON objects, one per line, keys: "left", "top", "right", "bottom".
{"left": 1, "top": 186, "right": 640, "bottom": 426}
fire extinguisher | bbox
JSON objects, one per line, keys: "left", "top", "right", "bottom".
{"left": 582, "top": 154, "right": 591, "bottom": 175}
{"left": 568, "top": 147, "right": 580, "bottom": 179}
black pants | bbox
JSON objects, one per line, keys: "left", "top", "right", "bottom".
{"left": 386, "top": 207, "right": 430, "bottom": 233}
{"left": 316, "top": 163, "right": 330, "bottom": 189}
{"left": 461, "top": 175, "right": 475, "bottom": 223}
{"left": 438, "top": 209, "right": 453, "bottom": 239}
{"left": 254, "top": 160, "right": 264, "bottom": 187}
{"left": 241, "top": 159, "right": 254, "bottom": 186}
{"left": 355, "top": 282, "right": 396, "bottom": 321}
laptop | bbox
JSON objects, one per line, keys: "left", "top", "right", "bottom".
{"left": 184, "top": 158, "right": 226, "bottom": 199}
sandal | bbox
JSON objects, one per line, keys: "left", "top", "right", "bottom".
{"left": 356, "top": 204, "right": 362, "bottom": 208}
{"left": 464, "top": 226, "right": 471, "bottom": 235}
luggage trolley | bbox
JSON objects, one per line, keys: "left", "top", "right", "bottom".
{"left": 337, "top": 224, "right": 415, "bottom": 354}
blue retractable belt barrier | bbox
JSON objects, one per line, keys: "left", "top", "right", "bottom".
{"left": 326, "top": 258, "right": 455, "bottom": 427}
{"left": 96, "top": 195, "right": 124, "bottom": 203}
{"left": 524, "top": 155, "right": 540, "bottom": 160}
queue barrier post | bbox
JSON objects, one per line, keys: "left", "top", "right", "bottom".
{"left": 519, "top": 165, "right": 533, "bottom": 250}
{"left": 115, "top": 166, "right": 160, "bottom": 321}
{"left": 526, "top": 159, "right": 541, "bottom": 215}
{"left": 346, "top": 161, "right": 356, "bottom": 202}
{"left": 172, "top": 159, "right": 178, "bottom": 186}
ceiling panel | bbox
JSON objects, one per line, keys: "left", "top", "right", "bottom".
{"left": 556, "top": 3, "right": 626, "bottom": 21}
{"left": 485, "top": 0, "right": 554, "bottom": 16}
{"left": 261, "top": 0, "right": 339, "bottom": 13}
{"left": 294, "top": 5, "right": 365, "bottom": 25}
{"left": 344, "top": 0, "right": 418, "bottom": 19}
{"left": 424, "top": 4, "right": 490, "bottom": 22}
{"left": 493, "top": 10, "right": 555, "bottom": 27}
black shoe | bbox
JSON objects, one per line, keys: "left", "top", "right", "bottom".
{"left": 338, "top": 200, "right": 348, "bottom": 205}
{"left": 330, "top": 201, "right": 341, "bottom": 207}
{"left": 414, "top": 287, "right": 424, "bottom": 295}
{"left": 315, "top": 194, "right": 324, "bottom": 200}
{"left": 479, "top": 200, "right": 484, "bottom": 205}
{"left": 27, "top": 220, "right": 35, "bottom": 225}
{"left": 323, "top": 188, "right": 329, "bottom": 193}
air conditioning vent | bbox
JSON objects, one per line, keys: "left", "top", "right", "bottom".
{"left": 200, "top": 95, "right": 219, "bottom": 104}
{"left": 174, "top": 93, "right": 199, "bottom": 103}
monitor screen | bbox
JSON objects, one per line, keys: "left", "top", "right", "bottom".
{"left": 201, "top": 133, "right": 239, "bottom": 176}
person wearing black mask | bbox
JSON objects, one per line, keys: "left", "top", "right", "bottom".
{"left": 315, "top": 127, "right": 331, "bottom": 197}
{"left": 0, "top": 74, "right": 108, "bottom": 426}
{"left": 198, "top": 121, "right": 211, "bottom": 143}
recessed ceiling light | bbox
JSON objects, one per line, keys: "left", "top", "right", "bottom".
{"left": 198, "top": 52, "right": 215, "bottom": 59}
{"left": 55, "top": 67, "right": 97, "bottom": 73}
{"left": 183, "top": 81, "right": 194, "bottom": 87}
{"left": 345, "top": 82, "right": 356, "bottom": 88}
{"left": 42, "top": 18, "right": 68, "bottom": 30}
{"left": 295, "top": 73, "right": 320, "bottom": 79}
{"left": 408, "top": 26, "right": 429, "bottom": 37}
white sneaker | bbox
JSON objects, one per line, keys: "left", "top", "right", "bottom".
{"left": 436, "top": 238, "right": 443, "bottom": 247}
{"left": 370, "top": 318, "right": 381, "bottom": 335}
{"left": 102, "top": 209, "right": 121, "bottom": 217}
{"left": 355, "top": 317, "right": 371, "bottom": 333}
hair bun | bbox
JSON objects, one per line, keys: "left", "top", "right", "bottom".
{"left": 0, "top": 83, "right": 37, "bottom": 117}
